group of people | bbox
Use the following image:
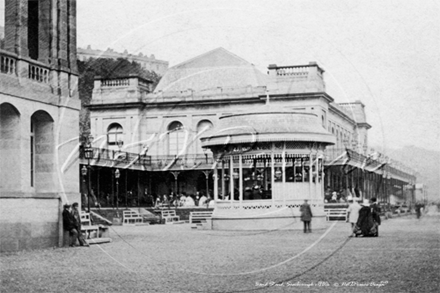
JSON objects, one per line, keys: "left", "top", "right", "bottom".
{"left": 346, "top": 197, "right": 381, "bottom": 237}
{"left": 62, "top": 203, "right": 89, "bottom": 247}
{"left": 154, "top": 192, "right": 213, "bottom": 208}
{"left": 299, "top": 196, "right": 382, "bottom": 236}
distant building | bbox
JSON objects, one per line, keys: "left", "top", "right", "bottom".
{"left": 83, "top": 47, "right": 416, "bottom": 216}
{"left": 1, "top": 0, "right": 80, "bottom": 252}
{"left": 77, "top": 45, "right": 169, "bottom": 76}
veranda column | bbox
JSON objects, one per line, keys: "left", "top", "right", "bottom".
{"left": 309, "top": 152, "right": 313, "bottom": 200}
{"left": 221, "top": 160, "right": 225, "bottom": 199}
{"left": 239, "top": 154, "right": 243, "bottom": 208}
{"left": 230, "top": 156, "right": 234, "bottom": 204}
{"left": 271, "top": 149, "right": 275, "bottom": 207}
{"left": 214, "top": 163, "right": 219, "bottom": 201}
{"left": 281, "top": 148, "right": 286, "bottom": 206}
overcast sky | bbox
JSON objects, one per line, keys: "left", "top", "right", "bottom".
{"left": 2, "top": 0, "right": 439, "bottom": 152}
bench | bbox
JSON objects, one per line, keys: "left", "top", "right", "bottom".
{"left": 325, "top": 208, "right": 347, "bottom": 221}
{"left": 123, "top": 209, "right": 143, "bottom": 225}
{"left": 160, "top": 210, "right": 181, "bottom": 224}
{"left": 189, "top": 211, "right": 213, "bottom": 224}
{"left": 80, "top": 212, "right": 100, "bottom": 239}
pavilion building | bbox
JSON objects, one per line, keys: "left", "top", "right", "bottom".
{"left": 84, "top": 48, "right": 416, "bottom": 220}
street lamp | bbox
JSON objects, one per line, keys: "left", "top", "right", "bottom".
{"left": 83, "top": 135, "right": 94, "bottom": 213}
{"left": 81, "top": 166, "right": 87, "bottom": 209}
{"left": 115, "top": 168, "right": 120, "bottom": 217}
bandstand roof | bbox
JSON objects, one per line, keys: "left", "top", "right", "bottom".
{"left": 201, "top": 108, "right": 336, "bottom": 147}
{"left": 154, "top": 47, "right": 268, "bottom": 93}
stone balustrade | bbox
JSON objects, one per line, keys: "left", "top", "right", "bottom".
{"left": 28, "top": 63, "right": 50, "bottom": 83}
{"left": 1, "top": 52, "right": 16, "bottom": 75}
{"left": 1, "top": 49, "right": 50, "bottom": 84}
{"left": 101, "top": 78, "right": 130, "bottom": 87}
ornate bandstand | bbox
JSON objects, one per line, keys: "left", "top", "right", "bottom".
{"left": 201, "top": 108, "right": 336, "bottom": 230}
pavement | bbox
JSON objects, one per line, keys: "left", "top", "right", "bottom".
{"left": 1, "top": 214, "right": 439, "bottom": 293}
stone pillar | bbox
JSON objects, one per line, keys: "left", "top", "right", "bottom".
{"left": 58, "top": 0, "right": 69, "bottom": 70}
{"left": 38, "top": 0, "right": 52, "bottom": 64}
{"left": 214, "top": 165, "right": 218, "bottom": 201}
{"left": 68, "top": 0, "right": 78, "bottom": 73}
{"left": 5, "top": 0, "right": 29, "bottom": 57}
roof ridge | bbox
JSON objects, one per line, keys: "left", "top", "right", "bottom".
{"left": 170, "top": 47, "right": 252, "bottom": 69}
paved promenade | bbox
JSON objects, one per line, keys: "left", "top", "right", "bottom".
{"left": 1, "top": 214, "right": 439, "bottom": 293}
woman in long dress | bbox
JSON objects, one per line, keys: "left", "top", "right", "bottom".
{"left": 355, "top": 199, "right": 378, "bottom": 237}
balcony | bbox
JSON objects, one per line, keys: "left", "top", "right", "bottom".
{"left": 79, "top": 147, "right": 152, "bottom": 170}
{"left": 79, "top": 147, "right": 215, "bottom": 171}
{"left": 0, "top": 49, "right": 51, "bottom": 84}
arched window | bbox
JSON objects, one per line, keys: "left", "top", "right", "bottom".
{"left": 107, "top": 123, "right": 124, "bottom": 145}
{"left": 196, "top": 120, "right": 213, "bottom": 153}
{"left": 168, "top": 121, "right": 184, "bottom": 155}
{"left": 197, "top": 120, "right": 213, "bottom": 134}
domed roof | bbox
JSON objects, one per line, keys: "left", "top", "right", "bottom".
{"left": 200, "top": 107, "right": 335, "bottom": 147}
{"left": 154, "top": 48, "right": 268, "bottom": 93}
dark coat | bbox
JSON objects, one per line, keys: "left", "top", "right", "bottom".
{"left": 300, "top": 202, "right": 313, "bottom": 222}
{"left": 62, "top": 209, "right": 76, "bottom": 231}
{"left": 356, "top": 206, "right": 377, "bottom": 236}
{"left": 371, "top": 203, "right": 381, "bottom": 225}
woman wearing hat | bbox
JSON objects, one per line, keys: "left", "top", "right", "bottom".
{"left": 355, "top": 199, "right": 378, "bottom": 237}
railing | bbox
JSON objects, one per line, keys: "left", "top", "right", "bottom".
{"left": 271, "top": 64, "right": 325, "bottom": 77}
{"left": 28, "top": 63, "right": 50, "bottom": 83}
{"left": 275, "top": 65, "right": 310, "bottom": 77}
{"left": 1, "top": 53, "right": 16, "bottom": 75}
{"left": 79, "top": 147, "right": 152, "bottom": 167}
{"left": 1, "top": 49, "right": 50, "bottom": 84}
{"left": 101, "top": 78, "right": 130, "bottom": 87}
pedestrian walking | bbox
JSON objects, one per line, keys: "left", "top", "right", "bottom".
{"left": 346, "top": 196, "right": 362, "bottom": 237}
{"left": 300, "top": 199, "right": 313, "bottom": 233}
{"left": 355, "top": 199, "right": 378, "bottom": 237}
{"left": 62, "top": 204, "right": 78, "bottom": 247}
{"left": 415, "top": 202, "right": 423, "bottom": 219}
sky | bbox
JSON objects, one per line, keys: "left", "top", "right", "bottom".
{"left": 1, "top": 0, "right": 439, "bottom": 152}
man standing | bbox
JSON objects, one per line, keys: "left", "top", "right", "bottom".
{"left": 71, "top": 203, "right": 89, "bottom": 247}
{"left": 370, "top": 197, "right": 381, "bottom": 236}
{"left": 300, "top": 199, "right": 313, "bottom": 233}
{"left": 346, "top": 196, "right": 362, "bottom": 237}
{"left": 62, "top": 204, "right": 78, "bottom": 247}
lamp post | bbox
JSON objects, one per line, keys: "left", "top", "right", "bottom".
{"left": 115, "top": 168, "right": 120, "bottom": 217}
{"left": 81, "top": 166, "right": 87, "bottom": 209}
{"left": 83, "top": 135, "right": 94, "bottom": 213}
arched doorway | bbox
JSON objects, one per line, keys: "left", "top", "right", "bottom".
{"left": 0, "top": 103, "right": 21, "bottom": 190}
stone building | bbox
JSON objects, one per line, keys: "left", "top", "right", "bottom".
{"left": 77, "top": 45, "right": 169, "bottom": 76}
{"left": 0, "top": 0, "right": 80, "bottom": 252}
{"left": 84, "top": 48, "right": 415, "bottom": 210}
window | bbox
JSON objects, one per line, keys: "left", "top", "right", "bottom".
{"left": 168, "top": 121, "right": 184, "bottom": 155}
{"left": 197, "top": 120, "right": 213, "bottom": 134}
{"left": 107, "top": 123, "right": 124, "bottom": 145}
{"left": 28, "top": 0, "right": 39, "bottom": 60}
